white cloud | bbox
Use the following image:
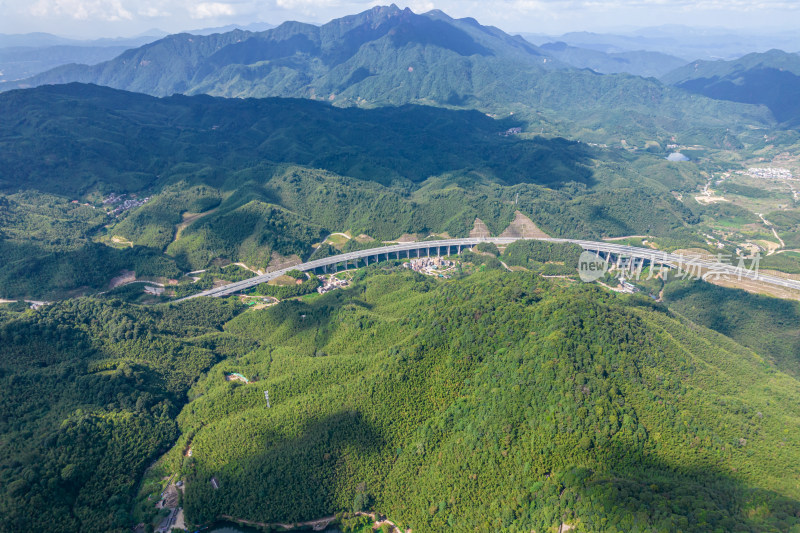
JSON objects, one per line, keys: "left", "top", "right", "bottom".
{"left": 4, "top": 0, "right": 800, "bottom": 38}
{"left": 276, "top": 0, "right": 338, "bottom": 6}
{"left": 189, "top": 2, "right": 237, "bottom": 19}
{"left": 138, "top": 3, "right": 171, "bottom": 18}
{"left": 502, "top": 0, "right": 800, "bottom": 11}
{"left": 30, "top": 0, "right": 133, "bottom": 20}
{"left": 409, "top": 0, "right": 435, "bottom": 12}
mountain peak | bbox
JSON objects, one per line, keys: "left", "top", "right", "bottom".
{"left": 360, "top": 4, "right": 409, "bottom": 21}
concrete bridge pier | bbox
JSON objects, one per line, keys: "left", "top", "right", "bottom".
{"left": 633, "top": 257, "right": 645, "bottom": 276}
{"left": 594, "top": 250, "right": 612, "bottom": 263}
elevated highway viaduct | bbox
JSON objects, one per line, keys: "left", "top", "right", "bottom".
{"left": 180, "top": 237, "right": 800, "bottom": 300}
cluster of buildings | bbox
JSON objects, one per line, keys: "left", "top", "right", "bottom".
{"left": 740, "top": 167, "right": 795, "bottom": 180}
{"left": 403, "top": 257, "right": 456, "bottom": 277}
{"left": 102, "top": 193, "right": 123, "bottom": 205}
{"left": 103, "top": 193, "right": 151, "bottom": 215}
{"left": 617, "top": 278, "right": 640, "bottom": 294}
{"left": 150, "top": 478, "right": 185, "bottom": 533}
{"left": 499, "top": 127, "right": 522, "bottom": 137}
{"left": 317, "top": 275, "right": 350, "bottom": 294}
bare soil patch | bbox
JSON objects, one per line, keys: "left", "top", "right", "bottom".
{"left": 173, "top": 208, "right": 218, "bottom": 242}
{"left": 499, "top": 211, "right": 549, "bottom": 239}
{"left": 470, "top": 218, "right": 491, "bottom": 238}
{"left": 109, "top": 270, "right": 136, "bottom": 289}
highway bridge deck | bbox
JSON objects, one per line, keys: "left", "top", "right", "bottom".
{"left": 179, "top": 237, "right": 800, "bottom": 300}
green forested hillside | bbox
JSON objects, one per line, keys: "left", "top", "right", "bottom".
{"left": 136, "top": 270, "right": 800, "bottom": 532}
{"left": 4, "top": 260, "right": 800, "bottom": 532}
{"left": 0, "top": 297, "right": 245, "bottom": 533}
{"left": 0, "top": 84, "right": 712, "bottom": 298}
{"left": 0, "top": 191, "right": 182, "bottom": 297}
{"left": 0, "top": 83, "right": 592, "bottom": 194}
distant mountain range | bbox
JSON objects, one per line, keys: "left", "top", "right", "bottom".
{"left": 663, "top": 49, "right": 800, "bottom": 127}
{"left": 522, "top": 25, "right": 800, "bottom": 61}
{"left": 0, "top": 23, "right": 275, "bottom": 82}
{"left": 536, "top": 41, "right": 685, "bottom": 78}
{"left": 0, "top": 22, "right": 276, "bottom": 48}
{"left": 0, "top": 45, "right": 135, "bottom": 82}
{"left": 181, "top": 22, "right": 275, "bottom": 36}
{"left": 0, "top": 32, "right": 160, "bottom": 49}
{"left": 3, "top": 5, "right": 560, "bottom": 98}
{"left": 0, "top": 32, "right": 163, "bottom": 83}
{"left": 1, "top": 5, "right": 773, "bottom": 141}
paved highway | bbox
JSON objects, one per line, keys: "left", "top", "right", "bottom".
{"left": 179, "top": 237, "right": 800, "bottom": 300}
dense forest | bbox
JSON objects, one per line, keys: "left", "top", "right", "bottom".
{"left": 0, "top": 83, "right": 727, "bottom": 299}
{"left": 133, "top": 268, "right": 800, "bottom": 532}
{"left": 0, "top": 297, "right": 245, "bottom": 533}
{"left": 3, "top": 252, "right": 800, "bottom": 531}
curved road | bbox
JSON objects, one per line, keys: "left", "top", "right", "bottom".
{"left": 180, "top": 237, "right": 800, "bottom": 300}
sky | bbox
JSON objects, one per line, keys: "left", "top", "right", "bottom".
{"left": 1, "top": 0, "right": 799, "bottom": 39}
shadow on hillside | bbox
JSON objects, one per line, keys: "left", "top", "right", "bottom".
{"left": 663, "top": 279, "right": 800, "bottom": 377}
{"left": 185, "top": 410, "right": 385, "bottom": 524}
{"left": 246, "top": 102, "right": 598, "bottom": 188}
{"left": 554, "top": 438, "right": 800, "bottom": 532}
{"left": 0, "top": 240, "right": 179, "bottom": 300}
{"left": 387, "top": 18, "right": 494, "bottom": 57}
{"left": 1, "top": 86, "right": 599, "bottom": 195}
{"left": 678, "top": 67, "right": 800, "bottom": 125}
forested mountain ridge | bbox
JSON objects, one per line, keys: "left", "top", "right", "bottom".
{"left": 3, "top": 269, "right": 800, "bottom": 532}
{"left": 3, "top": 5, "right": 775, "bottom": 140}
{"left": 164, "top": 271, "right": 800, "bottom": 531}
{"left": 0, "top": 83, "right": 708, "bottom": 299}
{"left": 662, "top": 49, "right": 800, "bottom": 127}
{"left": 2, "top": 5, "right": 557, "bottom": 99}
{"left": 536, "top": 41, "right": 686, "bottom": 78}
{"left": 0, "top": 82, "right": 593, "bottom": 194}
